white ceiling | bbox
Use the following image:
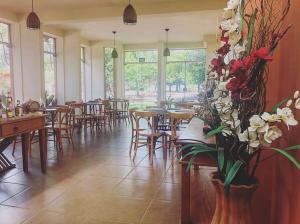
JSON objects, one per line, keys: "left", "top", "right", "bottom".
{"left": 53, "top": 10, "right": 221, "bottom": 43}
{"left": 0, "top": 0, "right": 195, "bottom": 13}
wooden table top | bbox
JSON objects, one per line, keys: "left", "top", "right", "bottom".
{"left": 0, "top": 113, "right": 45, "bottom": 125}
{"left": 177, "top": 117, "right": 215, "bottom": 145}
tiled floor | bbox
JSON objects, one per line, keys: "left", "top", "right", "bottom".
{"left": 0, "top": 124, "right": 184, "bottom": 224}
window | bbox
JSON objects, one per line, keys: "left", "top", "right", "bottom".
{"left": 43, "top": 35, "right": 56, "bottom": 101}
{"left": 81, "top": 46, "right": 86, "bottom": 101}
{"left": 0, "top": 22, "right": 12, "bottom": 101}
{"left": 166, "top": 49, "right": 206, "bottom": 102}
{"left": 104, "top": 47, "right": 114, "bottom": 98}
{"left": 124, "top": 50, "right": 158, "bottom": 108}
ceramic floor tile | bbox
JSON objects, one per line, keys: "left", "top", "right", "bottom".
{"left": 155, "top": 182, "right": 181, "bottom": 202}
{"left": 0, "top": 205, "right": 37, "bottom": 224}
{"left": 113, "top": 178, "right": 161, "bottom": 199}
{"left": 23, "top": 210, "right": 86, "bottom": 224}
{"left": 86, "top": 196, "right": 150, "bottom": 224}
{"left": 2, "top": 186, "right": 65, "bottom": 209}
{"left": 0, "top": 182, "right": 29, "bottom": 203}
{"left": 141, "top": 200, "right": 181, "bottom": 224}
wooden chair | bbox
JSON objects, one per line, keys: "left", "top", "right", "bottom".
{"left": 115, "top": 100, "right": 130, "bottom": 125}
{"left": 102, "top": 100, "right": 115, "bottom": 126}
{"left": 165, "top": 112, "right": 194, "bottom": 166}
{"left": 91, "top": 103, "right": 112, "bottom": 133}
{"left": 129, "top": 108, "right": 145, "bottom": 156}
{"left": 132, "top": 110, "right": 166, "bottom": 163}
{"left": 47, "top": 106, "right": 74, "bottom": 152}
{"left": 70, "top": 103, "right": 93, "bottom": 132}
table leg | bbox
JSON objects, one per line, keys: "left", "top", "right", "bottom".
{"left": 21, "top": 133, "right": 30, "bottom": 173}
{"left": 181, "top": 163, "right": 191, "bottom": 224}
{"left": 39, "top": 128, "right": 48, "bottom": 173}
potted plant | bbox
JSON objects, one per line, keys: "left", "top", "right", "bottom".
{"left": 182, "top": 0, "right": 300, "bottom": 223}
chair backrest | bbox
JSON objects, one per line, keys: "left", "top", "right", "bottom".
{"left": 24, "top": 100, "right": 40, "bottom": 113}
{"left": 102, "top": 100, "right": 112, "bottom": 110}
{"left": 70, "top": 103, "right": 86, "bottom": 116}
{"left": 90, "top": 103, "right": 105, "bottom": 116}
{"left": 55, "top": 106, "right": 73, "bottom": 126}
{"left": 65, "top": 101, "right": 76, "bottom": 106}
{"left": 129, "top": 107, "right": 139, "bottom": 131}
{"left": 134, "top": 111, "right": 158, "bottom": 133}
{"left": 169, "top": 112, "right": 194, "bottom": 136}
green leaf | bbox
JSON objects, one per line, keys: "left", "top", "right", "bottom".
{"left": 179, "top": 144, "right": 200, "bottom": 153}
{"left": 270, "top": 98, "right": 289, "bottom": 114}
{"left": 245, "top": 9, "right": 257, "bottom": 56}
{"left": 187, "top": 156, "right": 197, "bottom": 172}
{"left": 181, "top": 144, "right": 216, "bottom": 160}
{"left": 218, "top": 148, "right": 225, "bottom": 171}
{"left": 226, "top": 159, "right": 233, "bottom": 175}
{"left": 270, "top": 148, "right": 300, "bottom": 170}
{"left": 224, "top": 160, "right": 244, "bottom": 194}
{"left": 284, "top": 145, "right": 300, "bottom": 151}
{"left": 206, "top": 125, "right": 226, "bottom": 138}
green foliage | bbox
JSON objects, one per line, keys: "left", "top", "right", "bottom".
{"left": 245, "top": 9, "right": 257, "bottom": 56}
{"left": 270, "top": 98, "right": 289, "bottom": 114}
{"left": 224, "top": 160, "right": 244, "bottom": 194}
{"left": 205, "top": 125, "right": 226, "bottom": 138}
{"left": 270, "top": 147, "right": 300, "bottom": 170}
{"left": 218, "top": 148, "right": 225, "bottom": 171}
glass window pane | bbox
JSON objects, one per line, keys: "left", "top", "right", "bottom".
{"left": 125, "top": 50, "right": 158, "bottom": 63}
{"left": 0, "top": 23, "right": 9, "bottom": 43}
{"left": 44, "top": 36, "right": 56, "bottom": 102}
{"left": 81, "top": 47, "right": 86, "bottom": 101}
{"left": 104, "top": 47, "right": 114, "bottom": 98}
{"left": 0, "top": 23, "right": 12, "bottom": 101}
{"left": 166, "top": 49, "right": 206, "bottom": 102}
{"left": 124, "top": 49, "right": 158, "bottom": 108}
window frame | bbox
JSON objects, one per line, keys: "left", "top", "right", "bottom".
{"left": 0, "top": 21, "right": 14, "bottom": 100}
{"left": 81, "top": 46, "right": 86, "bottom": 101}
{"left": 104, "top": 47, "right": 115, "bottom": 99}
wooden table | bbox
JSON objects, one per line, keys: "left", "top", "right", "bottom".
{"left": 0, "top": 114, "right": 48, "bottom": 173}
{"left": 177, "top": 117, "right": 216, "bottom": 224}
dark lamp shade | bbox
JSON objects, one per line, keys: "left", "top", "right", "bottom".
{"left": 163, "top": 48, "right": 170, "bottom": 57}
{"left": 26, "top": 12, "right": 40, "bottom": 29}
{"left": 112, "top": 48, "right": 118, "bottom": 58}
{"left": 123, "top": 4, "right": 137, "bottom": 25}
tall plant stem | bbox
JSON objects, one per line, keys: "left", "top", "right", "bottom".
{"left": 251, "top": 150, "right": 261, "bottom": 178}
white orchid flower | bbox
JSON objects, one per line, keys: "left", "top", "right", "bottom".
{"left": 249, "top": 115, "right": 269, "bottom": 133}
{"left": 294, "top": 90, "right": 299, "bottom": 99}
{"left": 286, "top": 99, "right": 293, "bottom": 107}
{"left": 277, "top": 107, "right": 298, "bottom": 128}
{"left": 263, "top": 126, "right": 283, "bottom": 144}
{"left": 261, "top": 112, "right": 281, "bottom": 123}
{"left": 295, "top": 98, "right": 300, "bottom": 109}
{"left": 224, "top": 0, "right": 240, "bottom": 10}
{"left": 238, "top": 129, "right": 259, "bottom": 148}
{"left": 223, "top": 9, "right": 235, "bottom": 19}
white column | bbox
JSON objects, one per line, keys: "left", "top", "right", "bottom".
{"left": 63, "top": 31, "right": 81, "bottom": 102}
{"left": 91, "top": 42, "right": 105, "bottom": 99}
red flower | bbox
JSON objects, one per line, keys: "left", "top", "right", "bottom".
{"left": 217, "top": 43, "right": 231, "bottom": 56}
{"left": 251, "top": 47, "right": 273, "bottom": 61}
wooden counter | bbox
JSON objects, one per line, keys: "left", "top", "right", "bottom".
{"left": 177, "top": 117, "right": 217, "bottom": 224}
{"left": 0, "top": 114, "right": 47, "bottom": 173}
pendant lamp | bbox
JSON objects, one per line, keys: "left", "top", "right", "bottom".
{"left": 27, "top": 0, "right": 40, "bottom": 30}
{"left": 123, "top": 0, "right": 137, "bottom": 25}
{"left": 112, "top": 31, "right": 118, "bottom": 59}
{"left": 163, "top": 28, "right": 170, "bottom": 57}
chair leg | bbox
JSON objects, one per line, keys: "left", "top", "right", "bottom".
{"left": 12, "top": 137, "right": 17, "bottom": 156}
{"left": 150, "top": 136, "right": 154, "bottom": 164}
{"left": 69, "top": 129, "right": 75, "bottom": 150}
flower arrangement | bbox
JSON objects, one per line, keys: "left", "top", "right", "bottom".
{"left": 183, "top": 0, "right": 300, "bottom": 193}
